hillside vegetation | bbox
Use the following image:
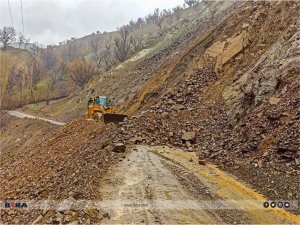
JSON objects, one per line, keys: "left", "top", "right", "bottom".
{"left": 0, "top": 1, "right": 205, "bottom": 110}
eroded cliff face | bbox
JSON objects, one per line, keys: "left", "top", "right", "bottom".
{"left": 223, "top": 29, "right": 300, "bottom": 124}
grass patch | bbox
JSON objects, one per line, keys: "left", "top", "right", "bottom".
{"left": 27, "top": 102, "right": 46, "bottom": 112}
{"left": 36, "top": 78, "right": 50, "bottom": 91}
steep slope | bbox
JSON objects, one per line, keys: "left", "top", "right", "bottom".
{"left": 0, "top": 48, "right": 72, "bottom": 109}
{"left": 108, "top": 1, "right": 300, "bottom": 202}
{"left": 1, "top": 1, "right": 299, "bottom": 223}
{"left": 30, "top": 1, "right": 236, "bottom": 121}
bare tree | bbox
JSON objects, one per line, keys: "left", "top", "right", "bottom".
{"left": 30, "top": 42, "right": 41, "bottom": 54}
{"left": 17, "top": 33, "right": 26, "bottom": 48}
{"left": 131, "top": 35, "right": 143, "bottom": 52}
{"left": 46, "top": 62, "right": 67, "bottom": 104}
{"left": 114, "top": 26, "right": 132, "bottom": 62}
{"left": 89, "top": 36, "right": 102, "bottom": 68}
{"left": 31, "top": 58, "right": 43, "bottom": 86}
{"left": 145, "top": 14, "right": 153, "bottom": 24}
{"left": 64, "top": 40, "right": 81, "bottom": 61}
{"left": 24, "top": 37, "right": 30, "bottom": 49}
{"left": 6, "top": 67, "right": 18, "bottom": 92}
{"left": 152, "top": 8, "right": 164, "bottom": 29}
{"left": 163, "top": 9, "right": 173, "bottom": 25}
{"left": 172, "top": 6, "right": 183, "bottom": 21}
{"left": 0, "top": 26, "right": 16, "bottom": 49}
{"left": 184, "top": 0, "right": 198, "bottom": 7}
{"left": 41, "top": 46, "right": 57, "bottom": 70}
{"left": 102, "top": 38, "right": 114, "bottom": 71}
{"left": 0, "top": 54, "right": 12, "bottom": 101}
{"left": 136, "top": 17, "right": 145, "bottom": 28}
{"left": 68, "top": 59, "right": 98, "bottom": 89}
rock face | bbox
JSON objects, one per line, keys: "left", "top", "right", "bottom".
{"left": 206, "top": 30, "right": 250, "bottom": 73}
{"left": 217, "top": 30, "right": 250, "bottom": 69}
{"left": 223, "top": 29, "right": 300, "bottom": 124}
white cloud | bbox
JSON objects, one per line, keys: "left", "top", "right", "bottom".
{"left": 0, "top": 0, "right": 183, "bottom": 44}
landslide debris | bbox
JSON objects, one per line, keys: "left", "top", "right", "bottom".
{"left": 0, "top": 111, "right": 58, "bottom": 158}
{"left": 111, "top": 1, "right": 300, "bottom": 205}
{"left": 1, "top": 1, "right": 300, "bottom": 223}
{"left": 0, "top": 119, "right": 125, "bottom": 223}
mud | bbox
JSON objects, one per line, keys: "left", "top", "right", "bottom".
{"left": 97, "top": 145, "right": 300, "bottom": 224}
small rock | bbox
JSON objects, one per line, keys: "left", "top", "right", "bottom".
{"left": 181, "top": 132, "right": 196, "bottom": 142}
{"left": 242, "top": 22, "right": 250, "bottom": 29}
{"left": 269, "top": 97, "right": 281, "bottom": 105}
{"left": 67, "top": 221, "right": 78, "bottom": 225}
{"left": 103, "top": 212, "right": 110, "bottom": 219}
{"left": 258, "top": 159, "right": 265, "bottom": 168}
{"left": 112, "top": 143, "right": 126, "bottom": 153}
{"left": 198, "top": 160, "right": 206, "bottom": 165}
{"left": 31, "top": 215, "right": 43, "bottom": 225}
{"left": 171, "top": 104, "right": 185, "bottom": 111}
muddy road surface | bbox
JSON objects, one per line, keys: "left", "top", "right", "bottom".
{"left": 98, "top": 145, "right": 300, "bottom": 224}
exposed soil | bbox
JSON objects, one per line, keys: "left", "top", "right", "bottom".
{"left": 1, "top": 1, "right": 300, "bottom": 224}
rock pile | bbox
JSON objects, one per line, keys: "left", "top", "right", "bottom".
{"left": 0, "top": 120, "right": 124, "bottom": 223}
{"left": 111, "top": 2, "right": 300, "bottom": 203}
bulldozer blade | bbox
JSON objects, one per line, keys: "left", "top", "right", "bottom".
{"left": 102, "top": 113, "right": 127, "bottom": 124}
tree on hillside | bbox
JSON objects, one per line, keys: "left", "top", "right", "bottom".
{"left": 173, "top": 6, "right": 183, "bottom": 21}
{"left": 152, "top": 8, "right": 164, "bottom": 29}
{"left": 24, "top": 37, "right": 30, "bottom": 49}
{"left": 68, "top": 59, "right": 98, "bottom": 89}
{"left": 46, "top": 61, "right": 67, "bottom": 104}
{"left": 145, "top": 14, "right": 153, "bottom": 24}
{"left": 131, "top": 35, "right": 143, "bottom": 52}
{"left": 136, "top": 17, "right": 145, "bottom": 28}
{"left": 17, "top": 33, "right": 25, "bottom": 48}
{"left": 184, "top": 0, "right": 198, "bottom": 7}
{"left": 163, "top": 9, "right": 173, "bottom": 25}
{"left": 101, "top": 38, "right": 114, "bottom": 71}
{"left": 31, "top": 58, "right": 43, "bottom": 86}
{"left": 41, "top": 46, "right": 57, "bottom": 70}
{"left": 0, "top": 54, "right": 12, "bottom": 103}
{"left": 30, "top": 42, "right": 42, "bottom": 54}
{"left": 64, "top": 41, "right": 81, "bottom": 61}
{"left": 11, "top": 67, "right": 27, "bottom": 105}
{"left": 89, "top": 36, "right": 102, "bottom": 68}
{"left": 114, "top": 26, "right": 132, "bottom": 62}
{"left": 0, "top": 26, "right": 16, "bottom": 49}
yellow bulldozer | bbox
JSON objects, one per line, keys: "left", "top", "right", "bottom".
{"left": 86, "top": 96, "right": 127, "bottom": 123}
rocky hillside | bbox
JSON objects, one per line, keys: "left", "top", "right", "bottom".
{"left": 9, "top": 0, "right": 299, "bottom": 202}
{"left": 109, "top": 1, "right": 300, "bottom": 202}
{"left": 1, "top": 1, "right": 299, "bottom": 223}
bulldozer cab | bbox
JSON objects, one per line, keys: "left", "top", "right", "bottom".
{"left": 95, "top": 96, "right": 108, "bottom": 107}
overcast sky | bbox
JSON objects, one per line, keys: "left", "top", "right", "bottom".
{"left": 0, "top": 0, "right": 183, "bottom": 45}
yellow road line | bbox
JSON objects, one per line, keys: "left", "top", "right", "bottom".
{"left": 151, "top": 146, "right": 300, "bottom": 224}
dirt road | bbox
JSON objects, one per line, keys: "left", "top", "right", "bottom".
{"left": 7, "top": 110, "right": 65, "bottom": 126}
{"left": 98, "top": 145, "right": 300, "bottom": 224}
